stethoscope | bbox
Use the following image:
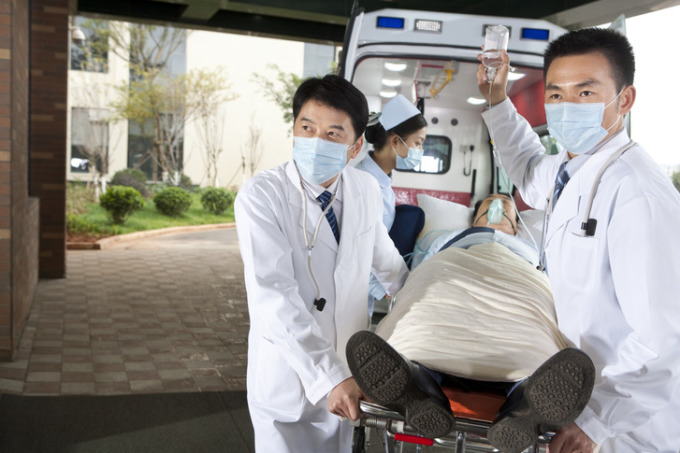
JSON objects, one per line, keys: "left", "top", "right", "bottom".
{"left": 299, "top": 177, "right": 340, "bottom": 312}
{"left": 537, "top": 140, "right": 635, "bottom": 272}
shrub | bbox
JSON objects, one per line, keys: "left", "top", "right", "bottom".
{"left": 66, "top": 182, "right": 96, "bottom": 216}
{"left": 67, "top": 214, "right": 102, "bottom": 236}
{"left": 110, "top": 168, "right": 150, "bottom": 198}
{"left": 179, "top": 173, "right": 195, "bottom": 191}
{"left": 153, "top": 187, "right": 192, "bottom": 217}
{"left": 200, "top": 187, "right": 235, "bottom": 215}
{"left": 100, "top": 186, "right": 145, "bottom": 225}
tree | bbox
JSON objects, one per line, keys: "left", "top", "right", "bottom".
{"left": 251, "top": 64, "right": 304, "bottom": 134}
{"left": 192, "top": 68, "right": 238, "bottom": 187}
{"left": 242, "top": 116, "right": 263, "bottom": 178}
{"left": 112, "top": 68, "right": 232, "bottom": 185}
{"left": 85, "top": 21, "right": 189, "bottom": 181}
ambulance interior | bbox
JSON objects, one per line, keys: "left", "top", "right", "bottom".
{"left": 351, "top": 55, "right": 554, "bottom": 210}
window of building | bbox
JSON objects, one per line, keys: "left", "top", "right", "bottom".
{"left": 71, "top": 107, "right": 109, "bottom": 174}
{"left": 70, "top": 17, "right": 109, "bottom": 73}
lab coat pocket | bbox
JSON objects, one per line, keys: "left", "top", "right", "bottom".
{"left": 252, "top": 338, "right": 306, "bottom": 419}
{"left": 561, "top": 233, "right": 601, "bottom": 292}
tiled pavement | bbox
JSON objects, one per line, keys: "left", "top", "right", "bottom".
{"left": 0, "top": 226, "right": 250, "bottom": 396}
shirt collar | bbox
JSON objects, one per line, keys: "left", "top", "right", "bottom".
{"left": 361, "top": 154, "right": 392, "bottom": 188}
{"left": 300, "top": 170, "right": 342, "bottom": 201}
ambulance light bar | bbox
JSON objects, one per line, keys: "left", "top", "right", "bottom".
{"left": 521, "top": 27, "right": 550, "bottom": 41}
{"left": 415, "top": 19, "right": 442, "bottom": 33}
{"left": 377, "top": 16, "right": 405, "bottom": 29}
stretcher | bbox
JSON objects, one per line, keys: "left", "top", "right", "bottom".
{"left": 352, "top": 385, "right": 553, "bottom": 452}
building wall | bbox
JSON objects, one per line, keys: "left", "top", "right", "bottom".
{"left": 67, "top": 21, "right": 129, "bottom": 184}
{"left": 0, "top": 0, "right": 39, "bottom": 360}
{"left": 30, "top": 0, "right": 68, "bottom": 279}
{"left": 66, "top": 24, "right": 317, "bottom": 190}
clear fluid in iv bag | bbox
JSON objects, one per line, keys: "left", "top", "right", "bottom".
{"left": 483, "top": 25, "right": 509, "bottom": 70}
{"left": 482, "top": 49, "right": 503, "bottom": 69}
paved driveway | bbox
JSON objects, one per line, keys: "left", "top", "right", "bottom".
{"left": 0, "top": 226, "right": 250, "bottom": 396}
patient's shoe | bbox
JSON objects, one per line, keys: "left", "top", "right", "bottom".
{"left": 346, "top": 330, "right": 454, "bottom": 439}
{"left": 487, "top": 348, "right": 595, "bottom": 453}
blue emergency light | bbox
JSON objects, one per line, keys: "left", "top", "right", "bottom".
{"left": 521, "top": 27, "right": 550, "bottom": 41}
{"left": 377, "top": 16, "right": 405, "bottom": 29}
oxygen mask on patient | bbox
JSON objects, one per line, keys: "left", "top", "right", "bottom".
{"left": 474, "top": 198, "right": 517, "bottom": 235}
{"left": 486, "top": 198, "right": 505, "bottom": 225}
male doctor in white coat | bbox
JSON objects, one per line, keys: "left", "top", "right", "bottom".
{"left": 235, "top": 74, "right": 409, "bottom": 452}
{"left": 477, "top": 28, "right": 680, "bottom": 452}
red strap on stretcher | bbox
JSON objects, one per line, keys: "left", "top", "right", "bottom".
{"left": 394, "top": 433, "right": 435, "bottom": 446}
{"left": 441, "top": 386, "right": 507, "bottom": 422}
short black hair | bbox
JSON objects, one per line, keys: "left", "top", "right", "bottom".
{"left": 365, "top": 113, "right": 428, "bottom": 149}
{"left": 544, "top": 28, "right": 635, "bottom": 92}
{"left": 292, "top": 74, "right": 369, "bottom": 141}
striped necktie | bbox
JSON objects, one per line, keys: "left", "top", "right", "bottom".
{"left": 317, "top": 190, "right": 340, "bottom": 244}
{"left": 551, "top": 162, "right": 570, "bottom": 211}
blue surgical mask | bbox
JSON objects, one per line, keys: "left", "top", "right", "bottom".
{"left": 545, "top": 91, "right": 622, "bottom": 155}
{"left": 293, "top": 136, "right": 349, "bottom": 185}
{"left": 395, "top": 137, "right": 424, "bottom": 170}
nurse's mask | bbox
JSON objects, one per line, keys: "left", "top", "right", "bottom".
{"left": 293, "top": 136, "right": 349, "bottom": 185}
{"left": 395, "top": 137, "right": 424, "bottom": 170}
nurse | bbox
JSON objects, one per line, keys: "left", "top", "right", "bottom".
{"left": 235, "top": 74, "right": 409, "bottom": 453}
{"left": 477, "top": 28, "right": 680, "bottom": 452}
{"left": 355, "top": 94, "right": 427, "bottom": 308}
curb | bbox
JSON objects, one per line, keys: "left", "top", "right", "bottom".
{"left": 67, "top": 223, "right": 236, "bottom": 251}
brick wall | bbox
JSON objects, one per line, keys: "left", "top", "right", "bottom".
{"left": 0, "top": 0, "right": 39, "bottom": 360}
{"left": 29, "top": 0, "right": 67, "bottom": 279}
{"left": 0, "top": 0, "right": 9, "bottom": 359}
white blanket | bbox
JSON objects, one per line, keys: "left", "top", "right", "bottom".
{"left": 376, "top": 242, "right": 568, "bottom": 382}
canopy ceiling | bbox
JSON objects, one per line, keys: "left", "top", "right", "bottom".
{"left": 71, "top": 0, "right": 680, "bottom": 45}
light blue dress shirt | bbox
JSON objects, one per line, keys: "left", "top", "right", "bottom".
{"left": 355, "top": 153, "right": 396, "bottom": 308}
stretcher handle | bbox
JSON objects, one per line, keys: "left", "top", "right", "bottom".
{"left": 393, "top": 433, "right": 435, "bottom": 446}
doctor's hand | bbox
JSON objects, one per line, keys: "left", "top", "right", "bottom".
{"left": 328, "top": 377, "right": 365, "bottom": 421}
{"left": 548, "top": 422, "right": 597, "bottom": 453}
{"left": 476, "top": 49, "right": 509, "bottom": 106}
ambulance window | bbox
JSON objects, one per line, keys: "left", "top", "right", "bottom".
{"left": 397, "top": 135, "right": 451, "bottom": 174}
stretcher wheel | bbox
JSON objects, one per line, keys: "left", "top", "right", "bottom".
{"left": 351, "top": 426, "right": 366, "bottom": 453}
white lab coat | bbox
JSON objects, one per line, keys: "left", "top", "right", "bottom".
{"left": 482, "top": 99, "right": 680, "bottom": 452}
{"left": 235, "top": 161, "right": 409, "bottom": 453}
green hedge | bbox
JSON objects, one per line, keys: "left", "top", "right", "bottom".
{"left": 153, "top": 187, "right": 192, "bottom": 217}
{"left": 100, "top": 186, "right": 145, "bottom": 225}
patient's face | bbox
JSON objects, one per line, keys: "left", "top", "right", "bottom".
{"left": 472, "top": 195, "right": 517, "bottom": 235}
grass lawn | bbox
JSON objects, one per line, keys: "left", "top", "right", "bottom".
{"left": 68, "top": 190, "right": 235, "bottom": 242}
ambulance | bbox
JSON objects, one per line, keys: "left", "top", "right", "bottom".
{"left": 339, "top": 8, "right": 568, "bottom": 209}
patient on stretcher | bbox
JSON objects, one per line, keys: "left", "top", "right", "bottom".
{"left": 346, "top": 194, "right": 595, "bottom": 453}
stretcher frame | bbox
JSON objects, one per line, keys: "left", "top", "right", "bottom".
{"left": 353, "top": 385, "right": 554, "bottom": 452}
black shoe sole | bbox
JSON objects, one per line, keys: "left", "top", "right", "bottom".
{"left": 346, "top": 330, "right": 455, "bottom": 439}
{"left": 487, "top": 348, "right": 595, "bottom": 453}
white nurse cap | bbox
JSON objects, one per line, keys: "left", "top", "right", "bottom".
{"left": 378, "top": 94, "right": 421, "bottom": 131}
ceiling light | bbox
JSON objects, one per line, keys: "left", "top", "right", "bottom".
{"left": 384, "top": 62, "right": 407, "bottom": 72}
{"left": 507, "top": 72, "right": 526, "bottom": 81}
{"left": 382, "top": 78, "right": 401, "bottom": 87}
{"left": 466, "top": 97, "right": 487, "bottom": 105}
{"left": 380, "top": 90, "right": 398, "bottom": 98}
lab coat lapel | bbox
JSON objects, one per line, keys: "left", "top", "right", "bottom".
{"left": 335, "top": 171, "right": 358, "bottom": 267}
{"left": 287, "top": 162, "right": 339, "bottom": 253}
{"left": 544, "top": 133, "right": 630, "bottom": 245}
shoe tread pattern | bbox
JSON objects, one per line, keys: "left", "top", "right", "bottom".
{"left": 346, "top": 331, "right": 454, "bottom": 439}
